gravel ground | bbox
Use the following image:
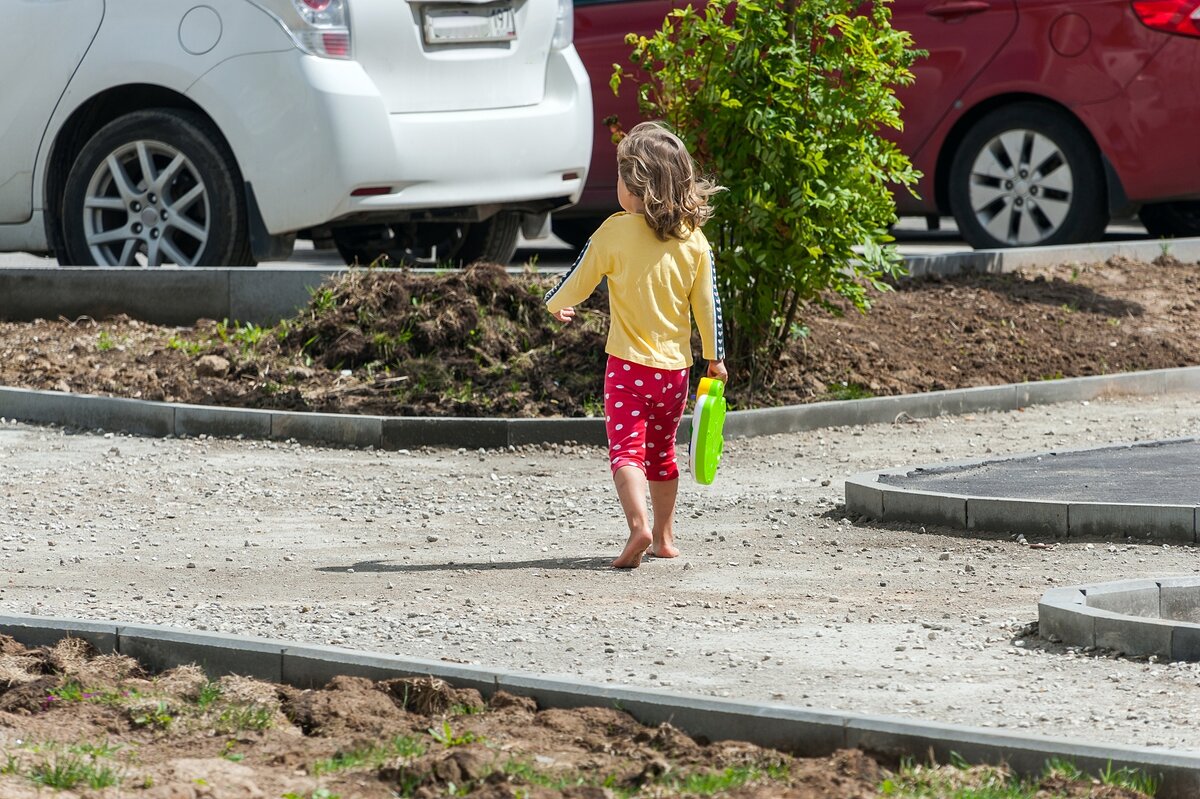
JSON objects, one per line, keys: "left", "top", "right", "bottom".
{"left": 3, "top": 393, "right": 1200, "bottom": 752}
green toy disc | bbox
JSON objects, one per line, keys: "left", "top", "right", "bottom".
{"left": 689, "top": 380, "right": 727, "bottom": 485}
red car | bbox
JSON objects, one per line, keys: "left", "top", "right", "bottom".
{"left": 558, "top": 0, "right": 1200, "bottom": 250}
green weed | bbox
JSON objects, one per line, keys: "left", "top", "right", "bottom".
{"left": 429, "top": 720, "right": 480, "bottom": 747}
{"left": 195, "top": 681, "right": 222, "bottom": 711}
{"left": 97, "top": 331, "right": 117, "bottom": 352}
{"left": 167, "top": 332, "right": 205, "bottom": 356}
{"left": 825, "top": 381, "right": 874, "bottom": 401}
{"left": 309, "top": 735, "right": 425, "bottom": 776}
{"left": 311, "top": 287, "right": 338, "bottom": 316}
{"left": 131, "top": 700, "right": 174, "bottom": 730}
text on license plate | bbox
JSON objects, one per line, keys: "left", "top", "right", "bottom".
{"left": 423, "top": 5, "right": 517, "bottom": 45}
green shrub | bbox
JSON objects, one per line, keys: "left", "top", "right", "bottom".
{"left": 614, "top": 0, "right": 921, "bottom": 386}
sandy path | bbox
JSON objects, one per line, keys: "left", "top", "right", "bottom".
{"left": 3, "top": 392, "right": 1199, "bottom": 750}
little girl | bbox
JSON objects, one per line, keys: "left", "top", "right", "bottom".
{"left": 545, "top": 121, "right": 727, "bottom": 569}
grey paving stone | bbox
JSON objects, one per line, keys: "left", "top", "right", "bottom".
{"left": 228, "top": 268, "right": 344, "bottom": 325}
{"left": 65, "top": 394, "right": 175, "bottom": 437}
{"left": 2, "top": 387, "right": 176, "bottom": 437}
{"left": 1160, "top": 578, "right": 1200, "bottom": 624}
{"left": 844, "top": 475, "right": 883, "bottom": 520}
{"left": 881, "top": 487, "right": 967, "bottom": 528}
{"left": 0, "top": 267, "right": 229, "bottom": 326}
{"left": 382, "top": 417, "right": 509, "bottom": 449}
{"left": 1094, "top": 613, "right": 1174, "bottom": 659}
{"left": 508, "top": 418, "right": 606, "bottom": 447}
{"left": 281, "top": 643, "right": 499, "bottom": 695}
{"left": 1038, "top": 588, "right": 1093, "bottom": 648}
{"left": 175, "top": 404, "right": 273, "bottom": 440}
{"left": 1171, "top": 623, "right": 1200, "bottom": 662}
{"left": 272, "top": 411, "right": 383, "bottom": 448}
{"left": 0, "top": 614, "right": 118, "bottom": 654}
{"left": 0, "top": 387, "right": 78, "bottom": 427}
{"left": 968, "top": 497, "right": 1067, "bottom": 538}
{"left": 1161, "top": 367, "right": 1200, "bottom": 394}
{"left": 496, "top": 674, "right": 849, "bottom": 757}
{"left": 1068, "top": 502, "right": 1195, "bottom": 542}
{"left": 1083, "top": 579, "right": 1161, "bottom": 618}
{"left": 117, "top": 624, "right": 284, "bottom": 681}
{"left": 937, "top": 384, "right": 1020, "bottom": 416}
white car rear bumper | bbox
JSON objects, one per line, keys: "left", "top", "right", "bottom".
{"left": 190, "top": 47, "right": 592, "bottom": 235}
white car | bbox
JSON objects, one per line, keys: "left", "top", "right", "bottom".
{"left": 4, "top": 0, "right": 591, "bottom": 267}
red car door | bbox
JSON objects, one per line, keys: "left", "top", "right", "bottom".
{"left": 890, "top": 0, "right": 1019, "bottom": 214}
{"left": 571, "top": 0, "right": 678, "bottom": 214}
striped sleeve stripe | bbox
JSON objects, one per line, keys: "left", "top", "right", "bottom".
{"left": 544, "top": 240, "right": 591, "bottom": 305}
{"left": 709, "top": 250, "right": 726, "bottom": 360}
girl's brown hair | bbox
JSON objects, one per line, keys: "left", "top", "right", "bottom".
{"left": 617, "top": 121, "right": 721, "bottom": 241}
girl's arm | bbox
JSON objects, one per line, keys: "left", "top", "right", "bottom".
{"left": 545, "top": 236, "right": 610, "bottom": 317}
{"left": 689, "top": 249, "right": 726, "bottom": 363}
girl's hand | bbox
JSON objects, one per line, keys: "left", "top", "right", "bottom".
{"left": 707, "top": 359, "right": 728, "bottom": 383}
{"left": 552, "top": 307, "right": 576, "bottom": 324}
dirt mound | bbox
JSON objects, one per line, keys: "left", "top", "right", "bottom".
{"left": 0, "top": 635, "right": 1153, "bottom": 797}
{"left": 1, "top": 256, "right": 1198, "bottom": 418}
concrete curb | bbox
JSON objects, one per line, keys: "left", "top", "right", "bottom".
{"left": 901, "top": 236, "right": 1200, "bottom": 278}
{"left": 4, "top": 365, "right": 1200, "bottom": 450}
{"left": 4, "top": 238, "right": 1200, "bottom": 326}
{"left": 845, "top": 438, "right": 1200, "bottom": 542}
{"left": 1039, "top": 577, "right": 1200, "bottom": 663}
{"left": 2, "top": 613, "right": 1198, "bottom": 797}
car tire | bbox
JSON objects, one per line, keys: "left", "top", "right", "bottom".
{"left": 61, "top": 109, "right": 254, "bottom": 267}
{"left": 1139, "top": 201, "right": 1200, "bottom": 239}
{"left": 948, "top": 103, "right": 1107, "bottom": 250}
{"left": 333, "top": 213, "right": 521, "bottom": 267}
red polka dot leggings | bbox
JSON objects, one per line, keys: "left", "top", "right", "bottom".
{"left": 604, "top": 355, "right": 690, "bottom": 481}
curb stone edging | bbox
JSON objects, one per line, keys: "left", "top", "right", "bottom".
{"left": 2, "top": 613, "right": 1199, "bottom": 797}
{"left": 1039, "top": 577, "right": 1200, "bottom": 663}
{"left": 845, "top": 438, "right": 1200, "bottom": 541}
{"left": 3, "top": 365, "right": 1200, "bottom": 449}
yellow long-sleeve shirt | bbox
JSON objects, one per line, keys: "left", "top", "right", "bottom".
{"left": 544, "top": 212, "right": 725, "bottom": 370}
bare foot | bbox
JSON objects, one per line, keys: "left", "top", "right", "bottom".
{"left": 612, "top": 530, "right": 652, "bottom": 569}
{"left": 650, "top": 541, "right": 680, "bottom": 559}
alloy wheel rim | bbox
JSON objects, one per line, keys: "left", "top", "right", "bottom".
{"left": 82, "top": 140, "right": 211, "bottom": 266}
{"left": 968, "top": 129, "right": 1073, "bottom": 247}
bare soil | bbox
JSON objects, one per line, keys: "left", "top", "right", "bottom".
{"left": 0, "top": 637, "right": 1149, "bottom": 798}
{"left": 1, "top": 256, "right": 1197, "bottom": 416}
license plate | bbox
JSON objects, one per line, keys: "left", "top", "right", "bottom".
{"left": 423, "top": 4, "right": 517, "bottom": 45}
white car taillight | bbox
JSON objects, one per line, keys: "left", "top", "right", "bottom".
{"left": 253, "top": 0, "right": 353, "bottom": 59}
{"left": 551, "top": 0, "right": 573, "bottom": 50}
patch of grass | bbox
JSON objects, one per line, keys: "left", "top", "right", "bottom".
{"left": 879, "top": 754, "right": 1159, "bottom": 798}
{"left": 1097, "top": 759, "right": 1159, "bottom": 795}
{"left": 309, "top": 735, "right": 425, "bottom": 777}
{"left": 662, "top": 763, "right": 790, "bottom": 795}
{"left": 214, "top": 703, "right": 274, "bottom": 734}
{"left": 27, "top": 754, "right": 121, "bottom": 790}
{"left": 825, "top": 381, "right": 874, "bottom": 401}
{"left": 311, "top": 287, "right": 338, "bottom": 316}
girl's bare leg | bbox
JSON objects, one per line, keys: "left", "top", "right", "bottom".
{"left": 611, "top": 465, "right": 652, "bottom": 568}
{"left": 649, "top": 478, "right": 680, "bottom": 557}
